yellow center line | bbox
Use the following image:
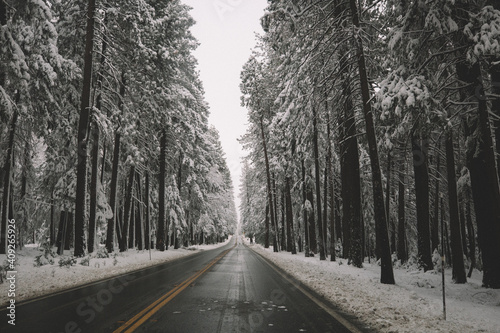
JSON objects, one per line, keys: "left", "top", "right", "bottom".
{"left": 113, "top": 246, "right": 234, "bottom": 333}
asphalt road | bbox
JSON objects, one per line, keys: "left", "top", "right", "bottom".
{"left": 1, "top": 237, "right": 366, "bottom": 333}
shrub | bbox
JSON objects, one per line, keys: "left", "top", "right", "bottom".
{"left": 58, "top": 256, "right": 77, "bottom": 268}
{"left": 80, "top": 256, "right": 91, "bottom": 266}
{"left": 95, "top": 247, "right": 109, "bottom": 259}
{"left": 34, "top": 254, "right": 54, "bottom": 267}
{"left": 34, "top": 241, "right": 56, "bottom": 267}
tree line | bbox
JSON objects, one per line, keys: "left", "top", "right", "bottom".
{"left": 0, "top": 0, "right": 236, "bottom": 257}
{"left": 239, "top": 0, "right": 500, "bottom": 288}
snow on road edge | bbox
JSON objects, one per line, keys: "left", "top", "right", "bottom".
{"left": 246, "top": 240, "right": 500, "bottom": 333}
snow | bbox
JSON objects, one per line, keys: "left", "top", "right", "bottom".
{"left": 0, "top": 236, "right": 231, "bottom": 307}
{"left": 246, "top": 240, "right": 500, "bottom": 333}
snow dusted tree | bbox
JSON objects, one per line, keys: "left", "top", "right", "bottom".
{"left": 0, "top": 0, "right": 237, "bottom": 258}
{"left": 0, "top": 0, "right": 75, "bottom": 254}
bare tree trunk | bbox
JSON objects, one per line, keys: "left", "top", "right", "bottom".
{"left": 445, "top": 129, "right": 466, "bottom": 283}
{"left": 121, "top": 166, "right": 135, "bottom": 252}
{"left": 466, "top": 199, "right": 476, "bottom": 278}
{"left": 265, "top": 204, "right": 270, "bottom": 248}
{"left": 135, "top": 172, "right": 143, "bottom": 250}
{"left": 385, "top": 151, "right": 395, "bottom": 254}
{"left": 1, "top": 111, "right": 18, "bottom": 254}
{"left": 285, "top": 176, "right": 296, "bottom": 254}
{"left": 339, "top": 79, "right": 361, "bottom": 265}
{"left": 157, "top": 128, "right": 167, "bottom": 251}
{"left": 412, "top": 132, "right": 433, "bottom": 271}
{"left": 145, "top": 172, "right": 150, "bottom": 250}
{"left": 302, "top": 160, "right": 309, "bottom": 256}
{"left": 74, "top": 0, "right": 96, "bottom": 257}
{"left": 105, "top": 73, "right": 125, "bottom": 253}
{"left": 272, "top": 175, "right": 280, "bottom": 252}
{"left": 88, "top": 123, "right": 99, "bottom": 254}
{"left": 88, "top": 13, "right": 108, "bottom": 254}
{"left": 349, "top": 0, "right": 394, "bottom": 282}
{"left": 431, "top": 146, "right": 441, "bottom": 253}
{"left": 323, "top": 166, "right": 328, "bottom": 257}
{"left": 128, "top": 188, "right": 135, "bottom": 249}
{"left": 50, "top": 194, "right": 55, "bottom": 246}
{"left": 306, "top": 180, "right": 317, "bottom": 255}
{"left": 457, "top": 59, "right": 500, "bottom": 288}
{"left": 327, "top": 118, "right": 336, "bottom": 262}
{"left": 281, "top": 191, "right": 286, "bottom": 251}
{"left": 397, "top": 156, "right": 408, "bottom": 263}
{"left": 312, "top": 105, "right": 326, "bottom": 260}
{"left": 260, "top": 116, "right": 276, "bottom": 251}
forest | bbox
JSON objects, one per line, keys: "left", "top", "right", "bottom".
{"left": 239, "top": 0, "right": 500, "bottom": 289}
{"left": 0, "top": 0, "right": 237, "bottom": 261}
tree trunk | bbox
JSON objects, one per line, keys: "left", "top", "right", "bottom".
{"left": 339, "top": 81, "right": 361, "bottom": 265}
{"left": 74, "top": 0, "right": 96, "bottom": 257}
{"left": 327, "top": 118, "right": 336, "bottom": 262}
{"left": 386, "top": 151, "right": 395, "bottom": 254}
{"left": 145, "top": 172, "right": 150, "bottom": 250}
{"left": 285, "top": 176, "right": 296, "bottom": 254}
{"left": 128, "top": 189, "right": 135, "bottom": 249}
{"left": 64, "top": 212, "right": 73, "bottom": 251}
{"left": 306, "top": 180, "right": 317, "bottom": 255}
{"left": 431, "top": 147, "right": 441, "bottom": 253}
{"left": 105, "top": 131, "right": 120, "bottom": 253}
{"left": 397, "top": 157, "right": 408, "bottom": 263}
{"left": 265, "top": 204, "right": 270, "bottom": 248}
{"left": 412, "top": 132, "right": 433, "bottom": 271}
{"left": 312, "top": 105, "right": 326, "bottom": 260}
{"left": 302, "top": 160, "right": 309, "bottom": 256}
{"left": 459, "top": 203, "right": 468, "bottom": 258}
{"left": 349, "top": 0, "right": 394, "bottom": 282}
{"left": 88, "top": 13, "right": 108, "bottom": 254}
{"left": 88, "top": 123, "right": 99, "bottom": 253}
{"left": 135, "top": 172, "right": 143, "bottom": 250}
{"left": 121, "top": 166, "right": 135, "bottom": 252}
{"left": 260, "top": 116, "right": 276, "bottom": 251}
{"left": 445, "top": 129, "right": 467, "bottom": 282}
{"left": 281, "top": 191, "right": 286, "bottom": 251}
{"left": 272, "top": 175, "right": 280, "bottom": 252}
{"left": 457, "top": 60, "right": 500, "bottom": 288}
{"left": 1, "top": 110, "right": 18, "bottom": 254}
{"left": 466, "top": 199, "right": 476, "bottom": 278}
{"left": 157, "top": 128, "right": 167, "bottom": 251}
{"left": 56, "top": 211, "right": 68, "bottom": 255}
{"left": 323, "top": 167, "right": 328, "bottom": 257}
{"left": 490, "top": 62, "right": 500, "bottom": 183}
{"left": 50, "top": 194, "right": 55, "bottom": 246}
{"left": 105, "top": 73, "right": 125, "bottom": 253}
{"left": 443, "top": 200, "right": 451, "bottom": 267}
{"left": 334, "top": 188, "right": 342, "bottom": 249}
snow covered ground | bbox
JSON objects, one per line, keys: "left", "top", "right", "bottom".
{"left": 0, "top": 236, "right": 231, "bottom": 307}
{"left": 247, "top": 240, "right": 500, "bottom": 333}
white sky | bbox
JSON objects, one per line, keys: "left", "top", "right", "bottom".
{"left": 182, "top": 0, "right": 267, "bottom": 220}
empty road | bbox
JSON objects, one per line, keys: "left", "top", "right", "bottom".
{"left": 1, "top": 238, "right": 366, "bottom": 332}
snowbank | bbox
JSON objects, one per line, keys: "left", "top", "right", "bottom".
{"left": 0, "top": 236, "right": 231, "bottom": 307}
{"left": 247, "top": 241, "right": 500, "bottom": 333}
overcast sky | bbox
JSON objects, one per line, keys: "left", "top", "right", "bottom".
{"left": 182, "top": 0, "right": 268, "bottom": 219}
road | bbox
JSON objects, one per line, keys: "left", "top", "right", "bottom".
{"left": 1, "top": 237, "right": 366, "bottom": 332}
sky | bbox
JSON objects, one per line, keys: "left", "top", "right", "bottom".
{"left": 182, "top": 0, "right": 268, "bottom": 219}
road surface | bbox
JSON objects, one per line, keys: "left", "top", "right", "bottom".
{"left": 1, "top": 238, "right": 367, "bottom": 332}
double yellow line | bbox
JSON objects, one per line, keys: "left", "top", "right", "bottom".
{"left": 113, "top": 246, "right": 234, "bottom": 333}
